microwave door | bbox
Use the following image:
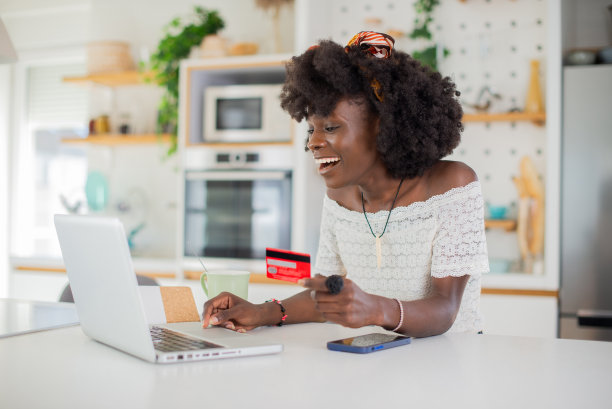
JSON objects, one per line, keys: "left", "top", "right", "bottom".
{"left": 203, "top": 84, "right": 289, "bottom": 144}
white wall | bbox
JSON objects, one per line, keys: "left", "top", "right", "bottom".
{"left": 1, "top": 0, "right": 294, "bottom": 54}
{"left": 87, "top": 0, "right": 295, "bottom": 57}
{"left": 0, "top": 65, "right": 11, "bottom": 297}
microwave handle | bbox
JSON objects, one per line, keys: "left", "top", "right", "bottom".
{"left": 186, "top": 170, "right": 289, "bottom": 181}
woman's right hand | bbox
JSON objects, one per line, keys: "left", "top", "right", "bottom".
{"left": 201, "top": 292, "right": 267, "bottom": 332}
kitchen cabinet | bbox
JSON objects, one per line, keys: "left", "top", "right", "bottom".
{"left": 9, "top": 270, "right": 69, "bottom": 303}
{"left": 9, "top": 256, "right": 180, "bottom": 302}
{"left": 480, "top": 293, "right": 558, "bottom": 337}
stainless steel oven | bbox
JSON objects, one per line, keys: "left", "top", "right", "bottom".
{"left": 184, "top": 151, "right": 292, "bottom": 259}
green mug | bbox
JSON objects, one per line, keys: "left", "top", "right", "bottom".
{"left": 200, "top": 270, "right": 250, "bottom": 300}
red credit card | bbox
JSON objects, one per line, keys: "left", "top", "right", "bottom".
{"left": 266, "top": 248, "right": 311, "bottom": 283}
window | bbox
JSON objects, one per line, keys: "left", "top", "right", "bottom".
{"left": 10, "top": 61, "right": 88, "bottom": 257}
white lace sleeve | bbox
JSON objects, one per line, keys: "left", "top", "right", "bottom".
{"left": 430, "top": 183, "right": 489, "bottom": 278}
{"left": 313, "top": 196, "right": 345, "bottom": 277}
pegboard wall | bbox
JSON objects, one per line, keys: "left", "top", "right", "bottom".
{"left": 328, "top": 0, "right": 549, "bottom": 261}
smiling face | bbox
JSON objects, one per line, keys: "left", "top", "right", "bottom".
{"left": 306, "top": 98, "right": 384, "bottom": 189}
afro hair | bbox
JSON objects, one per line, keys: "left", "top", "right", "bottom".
{"left": 280, "top": 39, "right": 464, "bottom": 179}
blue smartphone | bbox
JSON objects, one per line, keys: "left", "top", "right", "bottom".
{"left": 327, "top": 333, "right": 411, "bottom": 354}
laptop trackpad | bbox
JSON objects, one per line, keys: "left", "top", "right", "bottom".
{"left": 159, "top": 322, "right": 275, "bottom": 348}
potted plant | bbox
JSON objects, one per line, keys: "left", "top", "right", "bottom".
{"left": 149, "top": 6, "right": 225, "bottom": 156}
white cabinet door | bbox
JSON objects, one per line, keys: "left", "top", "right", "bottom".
{"left": 480, "top": 294, "right": 558, "bottom": 338}
{"left": 10, "top": 270, "right": 69, "bottom": 302}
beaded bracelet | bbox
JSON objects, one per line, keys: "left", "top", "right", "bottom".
{"left": 266, "top": 299, "right": 287, "bottom": 327}
{"left": 391, "top": 298, "right": 404, "bottom": 332}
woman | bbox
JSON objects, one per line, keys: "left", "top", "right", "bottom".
{"left": 202, "top": 32, "right": 489, "bottom": 336}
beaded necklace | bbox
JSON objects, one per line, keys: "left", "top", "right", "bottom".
{"left": 361, "top": 178, "right": 404, "bottom": 269}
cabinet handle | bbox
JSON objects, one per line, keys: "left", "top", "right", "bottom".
{"left": 577, "top": 309, "right": 612, "bottom": 328}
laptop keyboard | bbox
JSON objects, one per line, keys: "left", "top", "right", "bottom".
{"left": 150, "top": 326, "right": 222, "bottom": 352}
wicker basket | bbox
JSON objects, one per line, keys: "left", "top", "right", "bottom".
{"left": 87, "top": 41, "right": 135, "bottom": 74}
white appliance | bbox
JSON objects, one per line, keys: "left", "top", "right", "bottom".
{"left": 184, "top": 148, "right": 293, "bottom": 260}
{"left": 560, "top": 65, "right": 612, "bottom": 341}
{"left": 203, "top": 84, "right": 291, "bottom": 143}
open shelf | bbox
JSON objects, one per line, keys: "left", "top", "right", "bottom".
{"left": 62, "top": 134, "right": 171, "bottom": 145}
{"left": 484, "top": 219, "right": 517, "bottom": 231}
{"left": 463, "top": 112, "right": 546, "bottom": 126}
{"left": 63, "top": 71, "right": 156, "bottom": 86}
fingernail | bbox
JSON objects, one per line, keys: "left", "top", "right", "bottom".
{"left": 210, "top": 317, "right": 218, "bottom": 325}
{"left": 297, "top": 279, "right": 305, "bottom": 286}
{"left": 237, "top": 328, "right": 246, "bottom": 333}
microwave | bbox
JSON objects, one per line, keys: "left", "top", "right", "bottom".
{"left": 203, "top": 84, "right": 292, "bottom": 144}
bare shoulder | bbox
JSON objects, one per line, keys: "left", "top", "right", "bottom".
{"left": 426, "top": 160, "right": 478, "bottom": 197}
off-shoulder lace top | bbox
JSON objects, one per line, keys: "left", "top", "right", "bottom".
{"left": 314, "top": 181, "right": 489, "bottom": 333}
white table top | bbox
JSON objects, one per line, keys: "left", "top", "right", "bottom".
{"left": 0, "top": 298, "right": 79, "bottom": 338}
{"left": 1, "top": 313, "right": 612, "bottom": 409}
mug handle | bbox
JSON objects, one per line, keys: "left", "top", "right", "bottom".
{"left": 200, "top": 272, "right": 209, "bottom": 297}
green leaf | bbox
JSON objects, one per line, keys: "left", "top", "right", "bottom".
{"left": 149, "top": 6, "right": 225, "bottom": 157}
{"left": 412, "top": 46, "right": 438, "bottom": 71}
{"left": 408, "top": 0, "right": 449, "bottom": 73}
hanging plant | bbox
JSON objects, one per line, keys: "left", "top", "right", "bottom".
{"left": 408, "top": 0, "right": 449, "bottom": 71}
{"left": 149, "top": 6, "right": 225, "bottom": 156}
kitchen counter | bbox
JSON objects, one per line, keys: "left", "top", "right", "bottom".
{"left": 10, "top": 255, "right": 180, "bottom": 276}
{"left": 10, "top": 256, "right": 558, "bottom": 337}
{"left": 12, "top": 255, "right": 559, "bottom": 296}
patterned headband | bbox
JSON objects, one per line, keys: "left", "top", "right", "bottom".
{"left": 347, "top": 31, "right": 395, "bottom": 101}
{"left": 306, "top": 31, "right": 395, "bottom": 102}
{"left": 345, "top": 31, "right": 395, "bottom": 59}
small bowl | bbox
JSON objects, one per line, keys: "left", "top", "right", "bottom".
{"left": 565, "top": 50, "right": 597, "bottom": 65}
{"left": 488, "top": 205, "right": 507, "bottom": 220}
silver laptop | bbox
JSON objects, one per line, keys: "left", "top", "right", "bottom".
{"left": 54, "top": 214, "right": 282, "bottom": 364}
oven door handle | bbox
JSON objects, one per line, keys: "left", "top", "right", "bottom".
{"left": 186, "top": 170, "right": 289, "bottom": 181}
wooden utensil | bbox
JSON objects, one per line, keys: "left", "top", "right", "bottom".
{"left": 520, "top": 156, "right": 545, "bottom": 256}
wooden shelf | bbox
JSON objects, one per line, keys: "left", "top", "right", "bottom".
{"left": 63, "top": 71, "right": 156, "bottom": 86}
{"left": 62, "top": 134, "right": 171, "bottom": 145}
{"left": 463, "top": 112, "right": 546, "bottom": 126}
{"left": 485, "top": 219, "right": 517, "bottom": 232}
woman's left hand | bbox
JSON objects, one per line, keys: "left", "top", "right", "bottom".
{"left": 298, "top": 274, "right": 381, "bottom": 328}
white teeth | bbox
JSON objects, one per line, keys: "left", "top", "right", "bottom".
{"left": 315, "top": 157, "right": 339, "bottom": 164}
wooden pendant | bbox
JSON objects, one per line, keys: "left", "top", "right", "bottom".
{"left": 376, "top": 235, "right": 382, "bottom": 270}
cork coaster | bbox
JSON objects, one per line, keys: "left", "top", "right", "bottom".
{"left": 159, "top": 287, "right": 200, "bottom": 323}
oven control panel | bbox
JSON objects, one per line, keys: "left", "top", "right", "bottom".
{"left": 215, "top": 152, "right": 260, "bottom": 165}
{"left": 185, "top": 146, "right": 294, "bottom": 170}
